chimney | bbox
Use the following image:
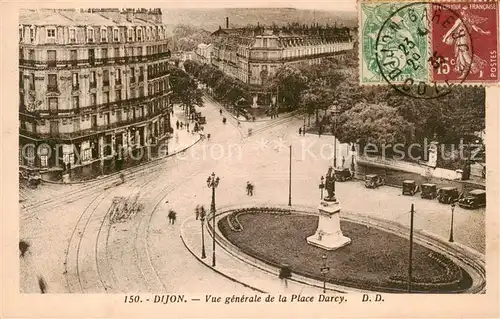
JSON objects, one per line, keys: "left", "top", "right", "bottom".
{"left": 226, "top": 17, "right": 229, "bottom": 29}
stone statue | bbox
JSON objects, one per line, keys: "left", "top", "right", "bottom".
{"left": 324, "top": 166, "right": 336, "bottom": 202}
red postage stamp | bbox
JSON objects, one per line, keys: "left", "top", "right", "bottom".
{"left": 431, "top": 2, "right": 499, "bottom": 84}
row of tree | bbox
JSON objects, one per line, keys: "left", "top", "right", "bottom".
{"left": 169, "top": 65, "right": 203, "bottom": 117}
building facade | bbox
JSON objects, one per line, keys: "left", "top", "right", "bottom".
{"left": 194, "top": 43, "right": 212, "bottom": 65}
{"left": 210, "top": 22, "right": 354, "bottom": 89}
{"left": 19, "top": 9, "right": 172, "bottom": 179}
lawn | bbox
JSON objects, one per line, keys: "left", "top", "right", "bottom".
{"left": 219, "top": 212, "right": 472, "bottom": 293}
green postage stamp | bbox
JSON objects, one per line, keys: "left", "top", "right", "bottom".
{"left": 360, "top": 2, "right": 429, "bottom": 84}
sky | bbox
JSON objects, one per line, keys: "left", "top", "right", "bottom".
{"left": 158, "top": 0, "right": 356, "bottom": 12}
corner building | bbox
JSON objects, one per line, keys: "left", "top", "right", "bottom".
{"left": 210, "top": 21, "right": 354, "bottom": 104}
{"left": 19, "top": 9, "right": 172, "bottom": 179}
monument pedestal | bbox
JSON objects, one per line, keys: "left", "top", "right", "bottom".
{"left": 307, "top": 200, "right": 351, "bottom": 250}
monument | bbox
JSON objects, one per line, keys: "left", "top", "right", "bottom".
{"left": 307, "top": 167, "right": 351, "bottom": 250}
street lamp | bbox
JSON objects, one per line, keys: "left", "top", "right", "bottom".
{"left": 351, "top": 143, "right": 356, "bottom": 173}
{"left": 332, "top": 103, "right": 340, "bottom": 168}
{"left": 320, "top": 254, "right": 330, "bottom": 293}
{"left": 207, "top": 172, "right": 220, "bottom": 267}
{"left": 319, "top": 176, "right": 325, "bottom": 200}
{"left": 449, "top": 202, "right": 455, "bottom": 243}
{"left": 199, "top": 206, "right": 206, "bottom": 259}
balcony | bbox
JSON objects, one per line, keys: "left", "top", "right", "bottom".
{"left": 19, "top": 103, "right": 169, "bottom": 141}
{"left": 19, "top": 50, "right": 172, "bottom": 70}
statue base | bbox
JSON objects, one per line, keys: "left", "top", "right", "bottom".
{"left": 306, "top": 200, "right": 351, "bottom": 251}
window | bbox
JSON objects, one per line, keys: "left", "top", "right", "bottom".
{"left": 115, "top": 89, "right": 121, "bottom": 101}
{"left": 40, "top": 147, "right": 49, "bottom": 167}
{"left": 72, "top": 73, "right": 79, "bottom": 90}
{"left": 69, "top": 29, "right": 76, "bottom": 42}
{"left": 87, "top": 28, "right": 95, "bottom": 42}
{"left": 103, "top": 70, "right": 109, "bottom": 86}
{"left": 47, "top": 28, "right": 56, "bottom": 38}
{"left": 48, "top": 97, "right": 58, "bottom": 112}
{"left": 139, "top": 66, "right": 144, "bottom": 81}
{"left": 72, "top": 96, "right": 79, "bottom": 111}
{"left": 137, "top": 47, "right": 142, "bottom": 56}
{"left": 101, "top": 48, "right": 108, "bottom": 59}
{"left": 115, "top": 69, "right": 121, "bottom": 85}
{"left": 88, "top": 49, "right": 95, "bottom": 65}
{"left": 19, "top": 48, "right": 23, "bottom": 59}
{"left": 103, "top": 91, "right": 109, "bottom": 104}
{"left": 29, "top": 49, "right": 35, "bottom": 60}
{"left": 70, "top": 50, "right": 77, "bottom": 66}
{"left": 137, "top": 28, "right": 142, "bottom": 41}
{"left": 90, "top": 71, "right": 96, "bottom": 88}
{"left": 114, "top": 47, "right": 119, "bottom": 58}
{"left": 47, "top": 50, "right": 56, "bottom": 67}
{"left": 90, "top": 93, "right": 96, "bottom": 105}
{"left": 29, "top": 73, "right": 35, "bottom": 90}
{"left": 19, "top": 71, "right": 23, "bottom": 89}
{"left": 130, "top": 67, "right": 135, "bottom": 83}
{"left": 48, "top": 74, "right": 58, "bottom": 92}
{"left": 19, "top": 27, "right": 23, "bottom": 42}
{"left": 101, "top": 28, "right": 107, "bottom": 42}
{"left": 113, "top": 29, "right": 119, "bottom": 42}
{"left": 128, "top": 29, "right": 133, "bottom": 42}
{"left": 263, "top": 38, "right": 268, "bottom": 47}
{"left": 82, "top": 148, "right": 92, "bottom": 162}
{"left": 29, "top": 27, "right": 35, "bottom": 42}
{"left": 138, "top": 85, "right": 144, "bottom": 97}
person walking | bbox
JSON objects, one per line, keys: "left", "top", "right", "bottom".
{"left": 176, "top": 120, "right": 179, "bottom": 130}
{"left": 220, "top": 109, "right": 223, "bottom": 116}
{"left": 168, "top": 210, "right": 173, "bottom": 224}
{"left": 249, "top": 182, "right": 254, "bottom": 196}
{"left": 187, "top": 122, "right": 190, "bottom": 132}
{"left": 172, "top": 211, "right": 177, "bottom": 225}
{"left": 246, "top": 181, "right": 251, "bottom": 196}
{"left": 299, "top": 127, "right": 302, "bottom": 136}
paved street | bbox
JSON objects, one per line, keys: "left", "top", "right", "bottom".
{"left": 19, "top": 96, "right": 485, "bottom": 293}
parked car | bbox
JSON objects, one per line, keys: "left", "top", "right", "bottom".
{"left": 458, "top": 189, "right": 486, "bottom": 209}
{"left": 364, "top": 174, "right": 385, "bottom": 189}
{"left": 437, "top": 186, "right": 460, "bottom": 204}
{"left": 334, "top": 167, "right": 353, "bottom": 182}
{"left": 402, "top": 180, "right": 419, "bottom": 196}
{"left": 421, "top": 183, "right": 437, "bottom": 199}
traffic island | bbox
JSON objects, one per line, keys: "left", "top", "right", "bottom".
{"left": 215, "top": 206, "right": 485, "bottom": 294}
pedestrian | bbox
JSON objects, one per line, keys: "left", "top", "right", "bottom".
{"left": 172, "top": 211, "right": 177, "bottom": 225}
{"left": 246, "top": 181, "right": 251, "bottom": 195}
{"left": 168, "top": 210, "right": 173, "bottom": 224}
{"left": 299, "top": 127, "right": 302, "bottom": 136}
{"left": 342, "top": 156, "right": 345, "bottom": 167}
{"left": 249, "top": 183, "right": 254, "bottom": 196}
{"left": 252, "top": 116, "right": 256, "bottom": 122}
{"left": 187, "top": 122, "right": 190, "bottom": 132}
{"left": 207, "top": 133, "right": 211, "bottom": 141}
{"left": 220, "top": 109, "right": 223, "bottom": 115}
{"left": 195, "top": 205, "right": 200, "bottom": 220}
{"left": 237, "top": 121, "right": 241, "bottom": 127}
{"left": 176, "top": 120, "right": 179, "bottom": 130}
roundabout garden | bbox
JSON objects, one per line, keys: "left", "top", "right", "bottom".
{"left": 217, "top": 207, "right": 485, "bottom": 293}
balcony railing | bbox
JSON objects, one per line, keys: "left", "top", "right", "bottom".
{"left": 20, "top": 106, "right": 170, "bottom": 140}
{"left": 19, "top": 51, "right": 172, "bottom": 69}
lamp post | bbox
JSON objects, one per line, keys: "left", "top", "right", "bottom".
{"left": 332, "top": 103, "right": 339, "bottom": 168}
{"left": 319, "top": 176, "right": 325, "bottom": 200}
{"left": 207, "top": 172, "right": 220, "bottom": 267}
{"left": 320, "top": 254, "right": 330, "bottom": 293}
{"left": 200, "top": 206, "right": 206, "bottom": 259}
{"left": 351, "top": 143, "right": 356, "bottom": 173}
{"left": 449, "top": 202, "right": 455, "bottom": 243}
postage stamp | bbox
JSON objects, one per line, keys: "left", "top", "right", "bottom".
{"left": 360, "top": 0, "right": 499, "bottom": 95}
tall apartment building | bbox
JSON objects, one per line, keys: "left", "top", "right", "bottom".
{"left": 19, "top": 9, "right": 172, "bottom": 178}
{"left": 210, "top": 19, "right": 354, "bottom": 105}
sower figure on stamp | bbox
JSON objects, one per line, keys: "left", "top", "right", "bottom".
{"left": 324, "top": 166, "right": 336, "bottom": 202}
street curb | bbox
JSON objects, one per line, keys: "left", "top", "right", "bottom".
{"left": 179, "top": 217, "right": 266, "bottom": 294}
{"left": 40, "top": 134, "right": 203, "bottom": 185}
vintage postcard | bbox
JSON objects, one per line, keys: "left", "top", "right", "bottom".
{"left": 1, "top": 0, "right": 499, "bottom": 318}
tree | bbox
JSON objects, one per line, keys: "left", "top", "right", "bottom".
{"left": 337, "top": 102, "right": 415, "bottom": 150}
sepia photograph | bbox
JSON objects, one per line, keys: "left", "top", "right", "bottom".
{"left": 3, "top": 0, "right": 499, "bottom": 317}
